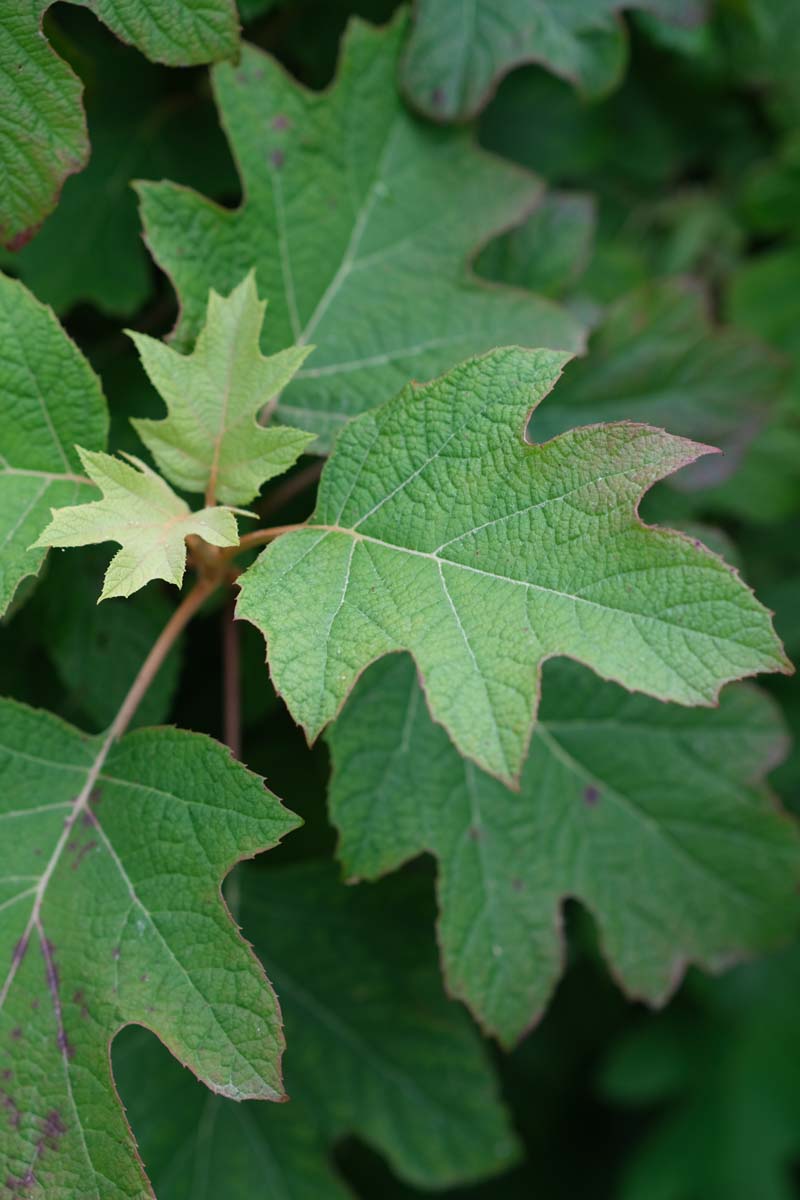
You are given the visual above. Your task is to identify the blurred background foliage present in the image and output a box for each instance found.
[2,1,799,1195]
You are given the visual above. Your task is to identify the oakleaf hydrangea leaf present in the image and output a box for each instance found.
[528,281,787,491]
[136,14,582,451]
[328,656,800,1045]
[0,0,240,249]
[33,448,240,601]
[0,273,107,616]
[401,0,708,122]
[236,347,791,786]
[117,863,519,1196]
[0,702,299,1197]
[477,189,597,299]
[130,273,314,505]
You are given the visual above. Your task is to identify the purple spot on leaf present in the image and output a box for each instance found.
[270,148,285,169]
[583,785,600,806]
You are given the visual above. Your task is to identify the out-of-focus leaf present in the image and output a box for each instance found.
[476,190,596,299]
[117,862,520,1195]
[137,14,582,452]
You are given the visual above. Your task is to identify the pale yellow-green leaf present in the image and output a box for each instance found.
[130,273,314,505]
[33,448,239,600]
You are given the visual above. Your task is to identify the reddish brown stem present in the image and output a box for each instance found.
[225,523,307,557]
[222,597,242,759]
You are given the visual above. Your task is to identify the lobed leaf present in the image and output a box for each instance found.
[33,449,240,601]
[0,273,107,616]
[136,13,582,451]
[116,863,520,1195]
[0,702,299,1197]
[237,347,791,785]
[328,655,800,1045]
[401,0,709,122]
[0,0,240,249]
[130,273,314,506]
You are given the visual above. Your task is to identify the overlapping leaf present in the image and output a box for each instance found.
[328,655,800,1045]
[237,347,790,785]
[116,863,519,1196]
[401,0,708,122]
[0,0,240,249]
[0,702,299,1197]
[130,273,313,505]
[33,449,240,601]
[0,273,106,616]
[527,281,786,489]
[137,13,582,451]
[477,189,596,299]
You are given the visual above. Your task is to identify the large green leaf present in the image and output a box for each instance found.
[328,655,799,1045]
[0,701,299,1197]
[130,273,313,506]
[116,863,519,1196]
[137,14,582,451]
[237,347,790,786]
[0,0,239,249]
[33,448,240,601]
[400,0,708,122]
[0,273,107,616]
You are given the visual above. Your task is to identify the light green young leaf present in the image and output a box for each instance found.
[236,347,791,786]
[116,863,519,1196]
[130,273,314,505]
[0,0,240,249]
[136,14,582,451]
[0,702,299,1197]
[33,448,240,601]
[0,273,107,616]
[401,0,708,122]
[328,655,799,1045]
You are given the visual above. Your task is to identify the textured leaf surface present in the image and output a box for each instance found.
[0,273,107,615]
[0,701,299,1198]
[116,863,519,1196]
[237,347,790,785]
[0,0,239,249]
[401,0,708,121]
[137,14,582,451]
[130,274,313,505]
[328,655,800,1044]
[0,15,239,317]
[33,449,240,600]
[528,281,786,490]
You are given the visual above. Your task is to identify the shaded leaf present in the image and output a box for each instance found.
[0,702,299,1197]
[130,273,313,505]
[116,862,519,1195]
[329,655,800,1044]
[137,14,582,451]
[601,946,800,1200]
[33,449,240,601]
[0,273,107,616]
[237,347,790,785]
[0,0,240,249]
[528,281,786,490]
[401,0,709,122]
